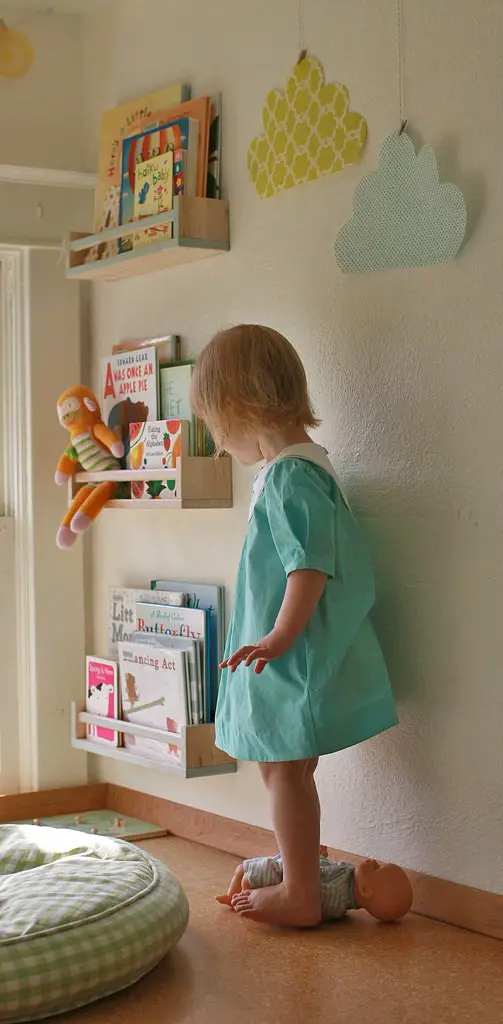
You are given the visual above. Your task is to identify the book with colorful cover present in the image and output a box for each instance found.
[136,601,209,721]
[109,586,187,658]
[118,641,189,764]
[101,346,158,457]
[134,631,202,725]
[128,419,184,470]
[93,81,190,255]
[119,114,202,252]
[86,657,120,746]
[151,579,224,720]
[132,149,174,249]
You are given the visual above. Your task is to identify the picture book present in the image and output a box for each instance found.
[136,601,209,719]
[109,586,187,658]
[151,579,224,719]
[118,641,189,764]
[128,419,184,470]
[93,81,190,243]
[134,631,202,725]
[118,107,206,252]
[86,657,119,746]
[112,334,181,363]
[128,418,184,502]
[132,149,174,249]
[159,362,196,453]
[207,93,222,199]
[101,346,158,457]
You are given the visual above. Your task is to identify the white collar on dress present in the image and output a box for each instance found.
[248,442,351,520]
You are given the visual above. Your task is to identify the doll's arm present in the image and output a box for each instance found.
[55,446,78,484]
[93,421,124,458]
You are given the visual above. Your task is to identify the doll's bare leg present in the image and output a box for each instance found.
[232,759,321,927]
[57,486,94,548]
[71,481,116,533]
[216,863,251,908]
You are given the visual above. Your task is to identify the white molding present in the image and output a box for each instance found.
[0,245,38,790]
[0,165,96,190]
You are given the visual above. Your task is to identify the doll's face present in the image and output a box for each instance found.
[58,395,82,428]
[354,859,413,922]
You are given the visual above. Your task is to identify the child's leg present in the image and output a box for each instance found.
[232,758,321,927]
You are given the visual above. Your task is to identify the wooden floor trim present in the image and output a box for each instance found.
[0,784,108,823]
[1,783,501,941]
[107,784,503,942]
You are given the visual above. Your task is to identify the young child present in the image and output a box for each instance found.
[192,325,398,927]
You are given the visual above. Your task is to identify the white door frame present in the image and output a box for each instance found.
[1,243,57,790]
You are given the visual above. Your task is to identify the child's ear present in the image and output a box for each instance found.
[83,397,98,412]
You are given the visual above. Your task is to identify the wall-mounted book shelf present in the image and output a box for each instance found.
[71,702,237,779]
[65,197,229,282]
[68,428,232,510]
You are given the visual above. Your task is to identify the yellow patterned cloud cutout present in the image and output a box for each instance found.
[248,56,367,199]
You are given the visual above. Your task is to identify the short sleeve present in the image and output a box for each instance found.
[264,460,337,578]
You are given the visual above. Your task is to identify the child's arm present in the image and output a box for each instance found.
[221,568,327,674]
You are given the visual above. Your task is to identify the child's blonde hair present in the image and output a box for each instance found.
[192,324,319,440]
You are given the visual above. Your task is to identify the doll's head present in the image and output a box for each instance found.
[191,324,319,464]
[57,385,101,434]
[353,859,413,922]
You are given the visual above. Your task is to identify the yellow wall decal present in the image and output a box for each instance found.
[248,56,367,199]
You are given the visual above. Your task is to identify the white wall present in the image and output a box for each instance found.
[84,0,503,894]
[0,9,85,169]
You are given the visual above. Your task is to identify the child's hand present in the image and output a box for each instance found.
[220,630,292,674]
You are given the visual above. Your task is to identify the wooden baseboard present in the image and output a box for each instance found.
[107,784,503,942]
[0,784,108,823]
[2,783,501,941]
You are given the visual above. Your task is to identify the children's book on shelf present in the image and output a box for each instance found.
[86,657,120,746]
[151,579,224,720]
[134,631,202,725]
[207,93,222,199]
[159,362,196,453]
[93,81,190,255]
[136,601,209,721]
[118,104,208,253]
[118,641,189,764]
[112,334,181,363]
[109,586,187,658]
[132,149,174,249]
[128,419,184,470]
[101,346,158,457]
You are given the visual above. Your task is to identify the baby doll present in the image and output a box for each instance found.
[217,849,413,924]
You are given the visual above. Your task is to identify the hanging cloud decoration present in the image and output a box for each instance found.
[335,132,467,273]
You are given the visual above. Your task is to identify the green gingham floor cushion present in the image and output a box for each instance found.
[0,824,189,1023]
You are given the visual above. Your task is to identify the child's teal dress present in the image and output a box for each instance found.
[215,443,398,762]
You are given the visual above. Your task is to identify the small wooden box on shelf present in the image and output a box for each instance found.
[66,197,229,282]
[68,423,232,510]
[71,702,236,779]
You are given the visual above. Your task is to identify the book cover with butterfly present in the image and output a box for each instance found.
[132,149,174,248]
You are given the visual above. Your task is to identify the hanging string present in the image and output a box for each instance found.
[397,0,407,133]
[297,0,306,63]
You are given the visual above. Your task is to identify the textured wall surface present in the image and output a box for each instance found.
[84,0,503,893]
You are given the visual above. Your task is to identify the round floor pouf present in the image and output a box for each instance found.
[0,824,189,1023]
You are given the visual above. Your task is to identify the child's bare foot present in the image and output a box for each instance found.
[231,882,321,927]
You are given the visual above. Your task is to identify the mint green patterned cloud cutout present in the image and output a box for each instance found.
[335,132,467,273]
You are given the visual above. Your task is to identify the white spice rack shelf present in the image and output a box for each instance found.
[65,197,230,282]
[69,428,232,510]
[71,702,237,779]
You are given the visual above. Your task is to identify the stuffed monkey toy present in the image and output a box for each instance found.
[55,385,123,549]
